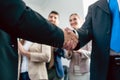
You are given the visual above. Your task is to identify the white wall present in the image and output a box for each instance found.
[23,0,84,29]
[23,0,98,28]
[82,0,98,17]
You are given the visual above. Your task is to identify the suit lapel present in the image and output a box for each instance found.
[96,0,110,14]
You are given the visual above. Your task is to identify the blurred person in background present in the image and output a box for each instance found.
[46,11,68,80]
[18,38,51,80]
[66,13,91,80]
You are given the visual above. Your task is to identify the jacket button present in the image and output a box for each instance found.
[106,47,109,51]
[11,45,14,47]
[107,31,110,34]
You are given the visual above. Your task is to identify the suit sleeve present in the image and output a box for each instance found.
[0,0,64,48]
[75,5,93,50]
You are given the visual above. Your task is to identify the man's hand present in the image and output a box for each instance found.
[18,41,30,59]
[62,28,78,50]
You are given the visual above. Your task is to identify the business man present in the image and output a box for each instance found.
[46,11,68,80]
[72,0,120,80]
[0,0,78,80]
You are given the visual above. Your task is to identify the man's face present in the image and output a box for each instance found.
[48,13,59,26]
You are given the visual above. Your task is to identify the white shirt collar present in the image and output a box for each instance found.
[118,0,120,11]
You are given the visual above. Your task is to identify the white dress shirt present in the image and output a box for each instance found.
[118,0,120,11]
[21,41,33,73]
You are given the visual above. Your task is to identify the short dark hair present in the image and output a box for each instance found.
[49,11,59,16]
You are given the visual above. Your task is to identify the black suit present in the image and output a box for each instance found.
[0,0,64,80]
[75,0,112,80]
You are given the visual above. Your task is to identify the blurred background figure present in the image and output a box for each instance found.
[18,39,51,80]
[66,13,91,80]
[46,11,68,80]
[18,39,31,80]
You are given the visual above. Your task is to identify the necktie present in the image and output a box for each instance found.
[110,0,120,53]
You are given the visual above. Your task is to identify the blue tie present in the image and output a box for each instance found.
[110,0,120,53]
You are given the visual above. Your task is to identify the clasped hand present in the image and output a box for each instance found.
[63,28,78,50]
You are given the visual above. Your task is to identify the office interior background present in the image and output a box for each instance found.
[24,0,97,66]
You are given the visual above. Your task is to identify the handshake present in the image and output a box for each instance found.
[63,28,79,50]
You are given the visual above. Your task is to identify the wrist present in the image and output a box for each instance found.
[24,51,30,59]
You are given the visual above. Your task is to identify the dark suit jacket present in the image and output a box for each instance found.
[0,0,64,80]
[75,0,112,80]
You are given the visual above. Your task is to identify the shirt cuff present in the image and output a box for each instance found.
[73,30,79,39]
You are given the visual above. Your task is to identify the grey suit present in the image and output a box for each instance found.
[75,0,112,80]
[0,0,64,80]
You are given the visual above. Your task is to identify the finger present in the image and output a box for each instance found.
[66,40,72,50]
[63,40,70,50]
[65,27,71,31]
[65,28,73,34]
[65,40,73,50]
[70,39,78,49]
